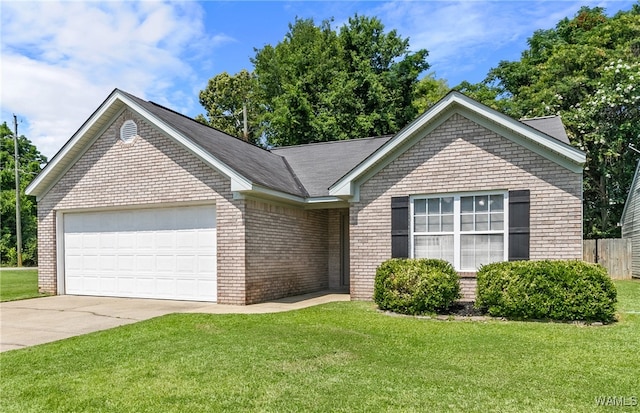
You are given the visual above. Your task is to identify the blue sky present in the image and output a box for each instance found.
[1,1,636,159]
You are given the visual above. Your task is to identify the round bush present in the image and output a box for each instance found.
[475,260,617,322]
[374,258,461,315]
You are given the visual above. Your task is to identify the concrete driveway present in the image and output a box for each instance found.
[0,292,349,352]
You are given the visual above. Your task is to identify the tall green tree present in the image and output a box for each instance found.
[413,74,450,113]
[196,70,263,145]
[252,17,341,146]
[197,15,429,147]
[463,4,640,238]
[0,122,47,266]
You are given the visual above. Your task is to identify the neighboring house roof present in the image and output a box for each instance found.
[520,115,570,144]
[26,89,586,206]
[271,136,392,197]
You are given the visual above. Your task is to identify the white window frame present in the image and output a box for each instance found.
[410,191,509,271]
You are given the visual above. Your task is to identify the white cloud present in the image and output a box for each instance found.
[372,0,630,84]
[0,1,230,159]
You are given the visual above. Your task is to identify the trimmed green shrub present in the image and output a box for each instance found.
[476,260,617,322]
[374,258,461,315]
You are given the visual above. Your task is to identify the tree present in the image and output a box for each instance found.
[462,4,640,237]
[411,73,449,114]
[196,70,263,145]
[197,15,429,147]
[566,60,640,238]
[252,17,341,146]
[0,122,47,266]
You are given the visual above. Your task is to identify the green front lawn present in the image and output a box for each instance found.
[1,281,638,412]
[0,269,42,302]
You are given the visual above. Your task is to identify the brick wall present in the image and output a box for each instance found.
[37,109,248,304]
[350,113,583,300]
[244,199,329,303]
[327,208,348,290]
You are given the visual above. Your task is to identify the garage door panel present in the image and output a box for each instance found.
[156,231,175,249]
[64,205,216,301]
[118,233,136,249]
[176,256,195,272]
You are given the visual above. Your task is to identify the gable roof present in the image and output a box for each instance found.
[26,89,307,201]
[271,136,392,197]
[27,89,585,206]
[329,91,586,199]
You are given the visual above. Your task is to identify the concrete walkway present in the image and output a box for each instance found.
[0,292,350,352]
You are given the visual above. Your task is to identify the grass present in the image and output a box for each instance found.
[1,281,638,412]
[0,269,43,302]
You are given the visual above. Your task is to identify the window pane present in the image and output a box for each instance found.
[461,196,474,213]
[441,197,454,213]
[414,216,426,232]
[490,195,503,212]
[489,234,505,262]
[490,212,504,230]
[428,216,440,232]
[475,213,489,231]
[460,234,505,270]
[460,235,475,269]
[414,235,453,263]
[428,198,440,214]
[460,214,474,231]
[414,199,426,215]
[475,195,488,212]
[442,214,454,232]
[414,235,429,258]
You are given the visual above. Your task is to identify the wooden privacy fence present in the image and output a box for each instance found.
[583,238,632,280]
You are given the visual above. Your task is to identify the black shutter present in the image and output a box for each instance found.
[509,190,530,261]
[391,196,409,258]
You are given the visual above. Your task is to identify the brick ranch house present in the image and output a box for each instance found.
[26,90,586,304]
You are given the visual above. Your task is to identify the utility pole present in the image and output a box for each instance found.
[242,103,248,141]
[13,115,22,267]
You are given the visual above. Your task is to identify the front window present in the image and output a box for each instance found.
[411,193,507,270]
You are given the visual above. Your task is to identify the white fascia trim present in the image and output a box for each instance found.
[330,93,459,197]
[239,185,306,204]
[116,93,253,192]
[330,92,586,198]
[235,185,348,208]
[457,96,586,165]
[26,93,125,197]
[31,107,127,202]
[459,108,585,173]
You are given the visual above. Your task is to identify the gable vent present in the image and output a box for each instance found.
[120,120,138,143]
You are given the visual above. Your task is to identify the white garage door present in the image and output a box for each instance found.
[63,205,217,301]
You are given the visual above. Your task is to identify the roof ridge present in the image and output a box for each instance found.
[272,135,394,151]
[520,115,559,121]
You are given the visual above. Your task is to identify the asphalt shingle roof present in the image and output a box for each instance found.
[271,136,393,197]
[520,116,570,144]
[120,90,573,199]
[120,91,308,197]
